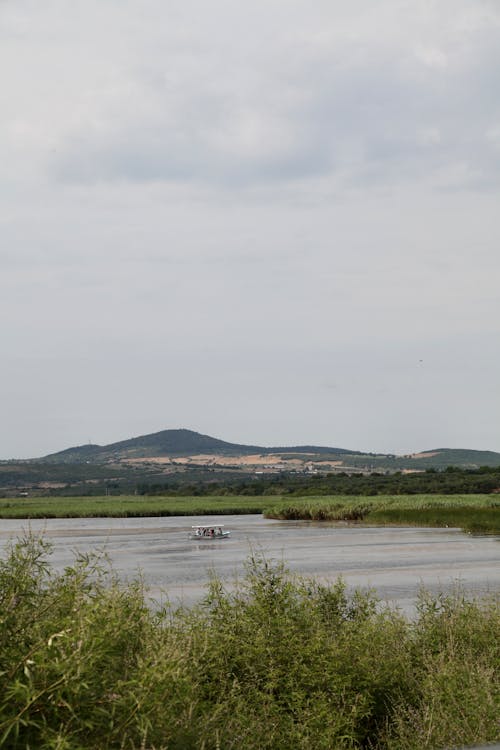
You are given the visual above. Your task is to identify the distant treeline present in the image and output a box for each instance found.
[138,466,500,497]
[3,464,500,498]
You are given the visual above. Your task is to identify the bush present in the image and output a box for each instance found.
[0,536,498,749]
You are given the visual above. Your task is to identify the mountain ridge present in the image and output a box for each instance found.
[37,429,500,469]
[40,428,362,463]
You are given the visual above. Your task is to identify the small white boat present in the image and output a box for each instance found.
[189,524,231,540]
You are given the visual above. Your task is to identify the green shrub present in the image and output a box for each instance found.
[0,536,498,749]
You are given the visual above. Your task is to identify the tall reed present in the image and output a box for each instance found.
[265,495,500,533]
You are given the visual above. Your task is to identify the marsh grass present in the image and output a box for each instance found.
[2,494,499,533]
[0,535,498,749]
[0,496,271,519]
[265,494,500,533]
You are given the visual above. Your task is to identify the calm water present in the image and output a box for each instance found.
[1,515,499,613]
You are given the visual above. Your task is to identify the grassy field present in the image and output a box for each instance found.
[0,495,272,518]
[0,494,498,532]
[264,494,500,533]
[0,535,498,749]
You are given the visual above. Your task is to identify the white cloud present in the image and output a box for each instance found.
[1,0,499,190]
[1,0,500,456]
[414,47,448,70]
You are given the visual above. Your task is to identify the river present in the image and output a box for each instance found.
[1,515,499,613]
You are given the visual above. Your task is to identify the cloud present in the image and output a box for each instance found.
[29,0,498,191]
[1,0,500,457]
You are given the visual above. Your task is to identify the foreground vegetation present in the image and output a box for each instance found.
[0,494,499,533]
[0,535,498,749]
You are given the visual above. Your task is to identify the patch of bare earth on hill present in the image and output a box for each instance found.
[410,451,440,459]
[126,454,299,467]
[123,454,347,470]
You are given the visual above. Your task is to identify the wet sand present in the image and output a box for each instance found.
[1,515,499,613]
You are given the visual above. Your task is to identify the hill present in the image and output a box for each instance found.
[37,430,500,470]
[409,448,500,469]
[40,429,358,463]
[2,430,500,497]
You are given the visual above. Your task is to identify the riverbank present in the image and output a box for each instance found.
[0,494,498,533]
[264,494,500,534]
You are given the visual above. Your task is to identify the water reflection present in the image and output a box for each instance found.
[0,514,498,613]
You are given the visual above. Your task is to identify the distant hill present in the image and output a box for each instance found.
[329,448,500,471]
[2,430,499,497]
[409,448,500,470]
[40,429,359,464]
[36,429,500,469]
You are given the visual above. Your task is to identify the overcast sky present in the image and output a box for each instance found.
[1,0,499,459]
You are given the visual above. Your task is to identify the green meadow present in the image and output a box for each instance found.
[0,495,269,518]
[0,494,498,532]
[0,535,498,749]
[264,494,500,534]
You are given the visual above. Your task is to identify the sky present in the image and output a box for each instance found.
[1,0,500,459]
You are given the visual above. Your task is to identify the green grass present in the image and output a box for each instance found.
[0,535,498,749]
[0,495,274,518]
[0,494,499,533]
[264,494,500,533]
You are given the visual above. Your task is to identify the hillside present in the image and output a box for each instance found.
[40,429,359,463]
[2,430,500,497]
[415,448,500,469]
[335,448,500,471]
[18,429,500,475]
